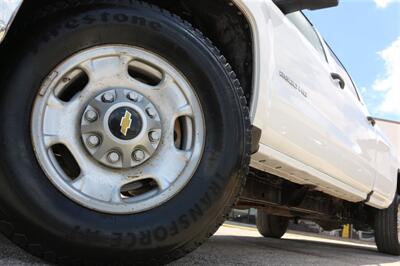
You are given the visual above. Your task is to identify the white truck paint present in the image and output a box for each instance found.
[233,0,399,208]
[0,0,22,42]
[375,118,400,200]
[375,118,400,160]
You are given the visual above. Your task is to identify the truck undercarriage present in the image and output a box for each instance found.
[238,168,374,231]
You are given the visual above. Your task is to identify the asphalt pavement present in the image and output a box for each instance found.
[0,223,399,265]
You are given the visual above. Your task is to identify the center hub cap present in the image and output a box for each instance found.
[80,89,162,169]
[108,107,142,140]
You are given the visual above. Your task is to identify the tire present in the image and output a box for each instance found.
[374,194,400,255]
[0,2,250,265]
[256,210,289,239]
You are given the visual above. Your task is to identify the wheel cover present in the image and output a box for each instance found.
[31,45,205,214]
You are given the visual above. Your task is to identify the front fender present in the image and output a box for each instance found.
[0,0,23,43]
[232,0,279,126]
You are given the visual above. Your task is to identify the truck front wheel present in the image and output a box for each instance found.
[0,2,250,264]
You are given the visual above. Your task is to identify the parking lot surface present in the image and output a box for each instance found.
[0,223,399,265]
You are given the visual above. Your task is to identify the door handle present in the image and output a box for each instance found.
[331,73,345,89]
[367,116,376,127]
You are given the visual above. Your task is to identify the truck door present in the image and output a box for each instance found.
[372,124,399,207]
[323,44,378,193]
[262,11,376,194]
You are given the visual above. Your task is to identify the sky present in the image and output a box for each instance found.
[305,0,400,121]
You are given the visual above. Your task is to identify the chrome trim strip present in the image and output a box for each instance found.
[374,117,400,125]
[0,0,23,43]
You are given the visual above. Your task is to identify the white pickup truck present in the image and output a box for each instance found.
[0,0,399,264]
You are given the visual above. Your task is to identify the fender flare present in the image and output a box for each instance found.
[231,0,261,122]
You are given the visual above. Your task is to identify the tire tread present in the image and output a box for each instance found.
[374,195,400,255]
[0,1,252,265]
[256,211,289,239]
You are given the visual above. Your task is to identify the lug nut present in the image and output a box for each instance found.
[133,149,146,162]
[127,92,140,102]
[102,92,115,103]
[107,151,120,163]
[87,135,101,147]
[149,131,161,142]
[85,110,98,122]
[146,107,157,118]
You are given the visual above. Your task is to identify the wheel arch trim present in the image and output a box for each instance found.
[231,0,261,122]
[230,0,280,128]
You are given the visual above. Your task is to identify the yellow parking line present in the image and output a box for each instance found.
[222,223,257,231]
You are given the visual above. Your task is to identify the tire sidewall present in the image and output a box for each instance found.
[395,195,400,244]
[0,6,247,260]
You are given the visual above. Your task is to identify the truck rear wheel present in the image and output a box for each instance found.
[374,194,400,255]
[0,2,250,264]
[256,210,289,239]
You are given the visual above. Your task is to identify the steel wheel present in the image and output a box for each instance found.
[0,3,250,264]
[31,45,205,214]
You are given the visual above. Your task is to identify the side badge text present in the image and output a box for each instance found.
[279,71,308,98]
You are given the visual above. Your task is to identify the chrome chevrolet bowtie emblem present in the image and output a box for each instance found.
[120,110,132,136]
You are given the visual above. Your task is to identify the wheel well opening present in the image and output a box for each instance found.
[2,0,254,106]
[145,0,254,104]
[397,170,400,195]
